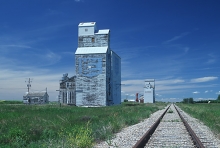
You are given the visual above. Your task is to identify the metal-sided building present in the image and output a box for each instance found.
[144,79,155,103]
[110,50,121,105]
[59,73,76,105]
[75,22,121,106]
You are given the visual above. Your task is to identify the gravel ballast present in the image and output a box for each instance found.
[94,104,220,148]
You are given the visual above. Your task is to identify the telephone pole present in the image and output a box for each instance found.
[25,78,32,92]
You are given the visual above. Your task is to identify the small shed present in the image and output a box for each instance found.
[23,92,49,104]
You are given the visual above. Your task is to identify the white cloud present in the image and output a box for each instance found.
[197,98,205,100]
[0,49,61,69]
[122,79,184,86]
[156,79,185,85]
[0,61,75,101]
[196,98,215,101]
[121,78,218,99]
[163,32,189,44]
[204,90,213,93]
[207,98,215,100]
[216,91,220,95]
[206,59,216,64]
[190,76,218,83]
[130,94,135,97]
[158,98,182,102]
[43,51,62,66]
[122,80,144,85]
[206,53,217,64]
[170,98,179,100]
[0,72,60,101]
[193,91,200,94]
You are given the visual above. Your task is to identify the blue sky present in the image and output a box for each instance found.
[0,0,220,102]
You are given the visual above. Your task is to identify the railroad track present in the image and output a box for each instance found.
[133,104,217,148]
[95,104,220,148]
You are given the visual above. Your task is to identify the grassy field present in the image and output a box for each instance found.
[0,102,167,148]
[0,100,23,104]
[176,103,220,139]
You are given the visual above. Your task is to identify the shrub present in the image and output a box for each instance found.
[124,99,128,102]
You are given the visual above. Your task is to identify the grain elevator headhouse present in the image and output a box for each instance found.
[75,22,121,106]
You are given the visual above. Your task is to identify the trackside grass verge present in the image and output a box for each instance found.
[0,102,167,147]
[176,103,220,138]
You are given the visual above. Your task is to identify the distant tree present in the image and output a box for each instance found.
[124,99,128,102]
[189,98,194,103]
[217,95,220,100]
[182,98,194,104]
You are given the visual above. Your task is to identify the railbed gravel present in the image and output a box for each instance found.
[94,104,220,148]
[175,105,220,148]
[145,104,194,148]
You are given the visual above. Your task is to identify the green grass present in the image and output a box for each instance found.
[176,103,220,138]
[0,100,23,104]
[0,102,167,148]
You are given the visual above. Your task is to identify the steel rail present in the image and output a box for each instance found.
[133,105,171,148]
[174,104,205,148]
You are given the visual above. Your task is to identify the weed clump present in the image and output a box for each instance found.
[167,109,173,113]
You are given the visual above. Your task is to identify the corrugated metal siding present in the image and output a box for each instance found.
[75,22,120,106]
[59,76,76,105]
[78,22,96,27]
[75,47,108,54]
[96,29,110,34]
[75,53,109,106]
[25,92,46,97]
[110,51,121,105]
[23,92,49,104]
[78,22,97,36]
[78,34,109,47]
[60,89,76,104]
[144,80,155,103]
[78,27,95,36]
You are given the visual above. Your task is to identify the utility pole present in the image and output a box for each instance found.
[25,78,32,92]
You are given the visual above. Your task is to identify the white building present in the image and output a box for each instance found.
[59,73,76,105]
[23,91,49,104]
[75,22,121,106]
[144,79,155,103]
